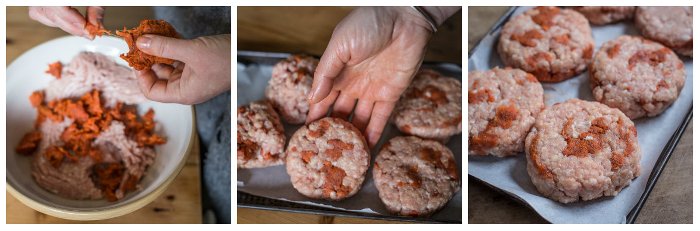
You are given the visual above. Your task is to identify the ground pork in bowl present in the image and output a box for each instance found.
[6,36,194,220]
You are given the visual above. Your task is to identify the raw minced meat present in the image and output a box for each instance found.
[16,52,166,201]
[498,6,594,82]
[394,69,461,142]
[285,117,369,200]
[635,6,693,57]
[264,54,318,124]
[468,67,544,157]
[525,99,640,203]
[373,136,460,216]
[572,6,635,25]
[590,35,685,119]
[237,100,286,168]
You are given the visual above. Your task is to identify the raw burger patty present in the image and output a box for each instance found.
[237,100,286,168]
[265,54,318,124]
[498,6,594,82]
[525,99,641,203]
[572,6,635,25]
[590,35,685,119]
[635,6,693,57]
[373,136,460,216]
[285,117,369,200]
[394,69,461,142]
[468,67,544,157]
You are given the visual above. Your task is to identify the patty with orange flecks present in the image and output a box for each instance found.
[264,54,318,124]
[393,69,461,143]
[237,100,286,168]
[498,6,594,82]
[572,6,635,25]
[590,35,685,119]
[373,136,460,217]
[635,6,692,57]
[285,117,369,201]
[525,99,640,203]
[468,67,544,157]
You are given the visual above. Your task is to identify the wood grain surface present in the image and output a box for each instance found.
[467,6,693,224]
[6,6,203,224]
[238,6,462,64]
[236,6,462,224]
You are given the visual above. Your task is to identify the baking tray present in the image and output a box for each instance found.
[467,6,693,224]
[236,50,462,224]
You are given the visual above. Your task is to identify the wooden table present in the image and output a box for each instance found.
[237,6,462,224]
[238,6,462,63]
[6,6,203,224]
[467,6,693,224]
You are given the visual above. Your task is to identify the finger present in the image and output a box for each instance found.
[86,6,105,26]
[136,69,183,104]
[351,99,374,132]
[309,40,348,104]
[136,35,192,61]
[306,90,339,125]
[331,93,356,120]
[29,7,58,27]
[151,63,175,78]
[47,7,88,37]
[365,101,396,148]
[172,60,185,70]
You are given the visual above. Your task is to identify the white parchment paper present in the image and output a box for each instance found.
[468,7,693,224]
[237,57,463,222]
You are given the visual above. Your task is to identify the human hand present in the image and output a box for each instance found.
[134,34,231,105]
[28,6,105,40]
[307,6,458,147]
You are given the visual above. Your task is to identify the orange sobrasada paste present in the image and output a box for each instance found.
[45,61,63,79]
[116,19,180,70]
[85,21,111,38]
[16,89,166,201]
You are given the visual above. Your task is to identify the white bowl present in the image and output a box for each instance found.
[6,36,195,220]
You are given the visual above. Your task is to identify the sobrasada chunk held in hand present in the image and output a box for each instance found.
[116,19,180,70]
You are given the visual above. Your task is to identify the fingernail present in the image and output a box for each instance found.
[137,36,152,49]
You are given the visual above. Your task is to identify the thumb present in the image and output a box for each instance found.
[309,42,347,104]
[136,34,192,61]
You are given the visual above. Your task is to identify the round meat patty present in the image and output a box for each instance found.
[498,6,594,82]
[394,69,461,142]
[373,136,460,216]
[265,54,319,124]
[285,117,370,200]
[525,99,641,203]
[590,35,685,119]
[572,6,635,25]
[635,6,692,57]
[468,67,544,157]
[237,100,286,168]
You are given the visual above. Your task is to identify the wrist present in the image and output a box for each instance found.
[414,6,460,26]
